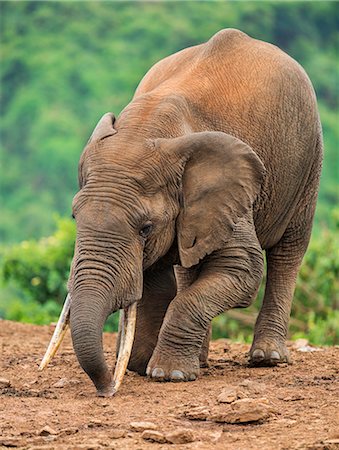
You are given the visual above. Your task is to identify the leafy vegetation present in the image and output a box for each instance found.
[0,2,338,343]
[1,1,338,242]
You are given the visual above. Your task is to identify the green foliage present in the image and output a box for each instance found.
[0,1,338,242]
[1,217,75,306]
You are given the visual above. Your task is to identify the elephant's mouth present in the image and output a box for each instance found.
[38,294,137,396]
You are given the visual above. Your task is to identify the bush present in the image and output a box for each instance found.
[2,216,75,305]
[1,212,338,343]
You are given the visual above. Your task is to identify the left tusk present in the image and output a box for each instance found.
[38,293,71,371]
[112,302,137,394]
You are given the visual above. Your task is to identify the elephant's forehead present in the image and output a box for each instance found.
[72,184,146,223]
[74,198,145,234]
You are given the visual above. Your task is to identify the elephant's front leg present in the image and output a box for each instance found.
[147,244,264,381]
[126,265,177,375]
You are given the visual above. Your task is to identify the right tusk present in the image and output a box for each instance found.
[38,293,71,371]
[117,308,126,360]
[112,302,137,394]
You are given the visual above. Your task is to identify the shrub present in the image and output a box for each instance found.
[2,216,75,305]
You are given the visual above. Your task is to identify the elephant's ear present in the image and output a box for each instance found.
[158,132,265,268]
[88,112,117,143]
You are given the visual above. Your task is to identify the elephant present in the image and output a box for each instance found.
[41,29,323,397]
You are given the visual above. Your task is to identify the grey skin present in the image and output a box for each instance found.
[68,29,322,396]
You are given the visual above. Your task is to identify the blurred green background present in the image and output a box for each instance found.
[1,1,338,344]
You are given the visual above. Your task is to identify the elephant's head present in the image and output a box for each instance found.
[42,112,265,396]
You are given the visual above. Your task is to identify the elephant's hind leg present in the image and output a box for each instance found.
[250,153,321,366]
[249,240,302,366]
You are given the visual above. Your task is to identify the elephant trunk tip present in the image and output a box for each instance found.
[96,382,117,398]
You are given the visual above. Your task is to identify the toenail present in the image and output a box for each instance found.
[252,349,265,360]
[270,351,280,361]
[170,370,184,381]
[146,366,151,376]
[189,374,197,381]
[152,368,165,378]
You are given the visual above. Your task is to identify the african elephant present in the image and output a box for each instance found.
[43,29,322,397]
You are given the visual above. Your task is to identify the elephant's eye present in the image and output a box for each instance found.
[139,222,153,239]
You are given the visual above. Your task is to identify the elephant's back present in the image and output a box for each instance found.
[182,30,322,249]
[135,29,323,249]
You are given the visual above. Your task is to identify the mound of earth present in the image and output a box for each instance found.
[0,320,338,449]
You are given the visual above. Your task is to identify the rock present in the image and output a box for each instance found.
[201,430,223,443]
[293,338,323,353]
[53,378,68,388]
[0,378,11,388]
[293,338,309,349]
[217,387,238,403]
[88,419,103,428]
[183,406,210,420]
[60,427,79,435]
[297,345,322,352]
[166,428,195,444]
[38,425,58,436]
[217,386,246,403]
[130,421,157,432]
[141,430,167,443]
[110,429,126,439]
[211,398,272,424]
[238,379,266,394]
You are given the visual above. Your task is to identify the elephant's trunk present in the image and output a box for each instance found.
[70,289,114,396]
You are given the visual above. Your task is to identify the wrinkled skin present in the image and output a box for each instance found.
[68,29,322,394]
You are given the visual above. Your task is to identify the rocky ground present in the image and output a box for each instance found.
[0,320,338,450]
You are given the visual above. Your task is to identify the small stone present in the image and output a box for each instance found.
[297,345,322,352]
[0,378,11,388]
[238,379,266,394]
[53,378,68,388]
[141,430,167,443]
[95,399,110,408]
[166,428,195,444]
[110,429,126,439]
[217,387,244,403]
[60,427,79,435]
[130,421,157,432]
[38,426,58,436]
[202,430,223,443]
[293,338,309,349]
[184,406,210,420]
[88,419,103,428]
[211,398,272,424]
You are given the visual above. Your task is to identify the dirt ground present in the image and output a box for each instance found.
[0,320,338,450]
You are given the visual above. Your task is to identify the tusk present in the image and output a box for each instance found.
[112,302,137,394]
[117,308,126,360]
[38,294,71,371]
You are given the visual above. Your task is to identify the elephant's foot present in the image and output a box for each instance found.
[249,338,290,366]
[146,348,200,382]
[127,338,157,375]
[127,353,150,376]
